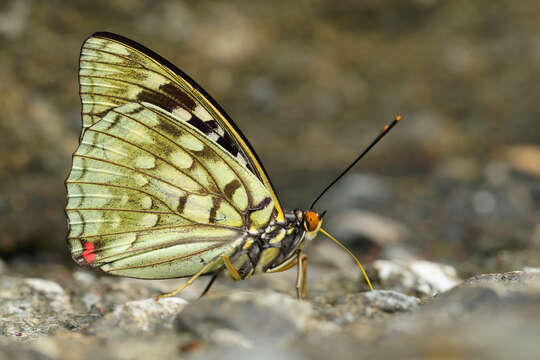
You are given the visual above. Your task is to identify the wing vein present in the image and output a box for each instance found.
[66,207,177,215]
[141,105,252,213]
[81,74,182,106]
[67,180,176,213]
[83,128,215,195]
[68,222,241,240]
[80,54,173,84]
[102,243,227,270]
[73,153,206,200]
[108,107,245,216]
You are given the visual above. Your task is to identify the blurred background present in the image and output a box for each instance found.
[0,0,539,278]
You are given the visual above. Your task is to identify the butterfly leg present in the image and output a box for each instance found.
[266,256,298,273]
[221,255,242,280]
[295,251,308,300]
[155,258,221,300]
[199,272,220,298]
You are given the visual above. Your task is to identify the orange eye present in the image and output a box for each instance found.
[304,211,320,232]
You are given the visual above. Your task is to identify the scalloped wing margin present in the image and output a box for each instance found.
[66,102,275,279]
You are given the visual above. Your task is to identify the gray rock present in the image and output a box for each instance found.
[373,259,461,296]
[1,331,189,360]
[419,286,500,324]
[175,290,314,348]
[464,268,540,289]
[2,270,540,360]
[325,290,420,324]
[295,271,540,360]
[87,297,188,335]
[361,290,420,313]
[71,270,96,286]
[189,344,305,360]
[381,272,540,360]
[0,276,73,339]
[23,279,72,315]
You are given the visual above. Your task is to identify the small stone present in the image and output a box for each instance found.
[523,267,540,274]
[422,286,500,320]
[321,290,419,324]
[24,278,65,295]
[175,290,313,345]
[87,297,188,335]
[361,290,420,313]
[212,328,253,349]
[81,292,102,311]
[374,260,461,296]
[464,269,540,287]
[189,343,302,360]
[462,269,540,296]
[24,278,72,314]
[72,270,96,285]
[0,277,73,338]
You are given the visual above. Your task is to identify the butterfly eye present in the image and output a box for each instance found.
[304,211,320,232]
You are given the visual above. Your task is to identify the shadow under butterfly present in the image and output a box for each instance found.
[65,32,401,299]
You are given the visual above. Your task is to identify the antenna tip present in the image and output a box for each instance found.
[395,115,403,121]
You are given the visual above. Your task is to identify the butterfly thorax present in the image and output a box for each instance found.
[225,209,313,280]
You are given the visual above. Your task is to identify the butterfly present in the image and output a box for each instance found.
[66,32,400,299]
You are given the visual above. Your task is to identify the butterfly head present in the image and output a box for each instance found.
[295,209,374,291]
[301,210,325,241]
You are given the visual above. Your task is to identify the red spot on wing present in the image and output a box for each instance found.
[82,242,97,263]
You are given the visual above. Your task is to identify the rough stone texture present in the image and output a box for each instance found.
[464,268,540,288]
[175,291,314,348]
[360,290,420,313]
[0,277,73,339]
[1,269,540,359]
[317,290,420,326]
[295,270,540,360]
[0,332,190,360]
[87,297,188,335]
[373,259,461,296]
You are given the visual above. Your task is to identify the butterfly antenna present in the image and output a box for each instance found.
[320,228,374,291]
[310,115,402,210]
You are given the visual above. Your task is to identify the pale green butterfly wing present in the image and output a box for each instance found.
[79,32,285,221]
[66,102,275,279]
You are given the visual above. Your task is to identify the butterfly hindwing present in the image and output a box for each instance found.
[66,102,275,279]
[79,32,284,219]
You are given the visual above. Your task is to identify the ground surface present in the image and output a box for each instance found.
[1,259,540,359]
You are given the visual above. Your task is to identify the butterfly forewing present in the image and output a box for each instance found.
[66,102,275,279]
[79,33,284,219]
